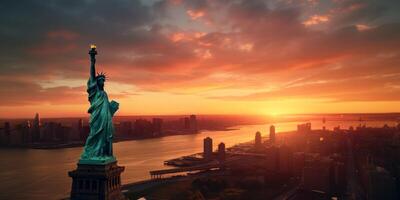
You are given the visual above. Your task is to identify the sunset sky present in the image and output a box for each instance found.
[1,0,400,118]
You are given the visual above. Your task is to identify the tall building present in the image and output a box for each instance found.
[218,142,226,163]
[297,123,311,133]
[189,115,198,133]
[183,117,190,129]
[21,120,32,145]
[270,125,276,144]
[364,166,398,200]
[265,145,279,172]
[134,119,153,137]
[279,144,293,175]
[293,152,306,176]
[32,113,41,142]
[41,122,67,143]
[203,137,213,160]
[332,161,346,194]
[301,156,333,193]
[255,131,262,150]
[120,121,133,137]
[11,125,24,146]
[152,118,163,136]
[78,119,84,141]
[0,122,11,145]
[181,115,198,133]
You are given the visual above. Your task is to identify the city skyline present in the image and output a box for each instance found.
[2,0,400,118]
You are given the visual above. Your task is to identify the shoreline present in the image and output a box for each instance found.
[0,126,240,150]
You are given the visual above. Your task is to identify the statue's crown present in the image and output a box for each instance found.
[96,71,107,80]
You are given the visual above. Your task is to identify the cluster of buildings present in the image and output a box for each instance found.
[0,114,199,148]
[114,115,198,138]
[249,123,400,200]
[0,114,75,147]
[180,115,198,133]
[114,118,164,139]
[351,125,400,200]
[191,123,347,199]
[203,137,225,162]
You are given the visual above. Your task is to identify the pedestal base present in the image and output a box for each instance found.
[68,161,126,200]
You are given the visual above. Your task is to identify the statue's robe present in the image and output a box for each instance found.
[80,77,118,160]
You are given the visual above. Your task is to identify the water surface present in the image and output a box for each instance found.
[0,120,395,200]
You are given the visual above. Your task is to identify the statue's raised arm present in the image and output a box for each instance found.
[89,44,97,80]
[80,45,118,164]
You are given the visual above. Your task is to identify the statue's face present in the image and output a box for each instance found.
[97,78,105,88]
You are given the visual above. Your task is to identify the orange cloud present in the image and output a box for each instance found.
[303,15,330,26]
[356,24,372,31]
[186,9,205,20]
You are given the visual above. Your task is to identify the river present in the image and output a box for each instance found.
[0,120,396,200]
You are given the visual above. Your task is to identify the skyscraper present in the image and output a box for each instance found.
[32,113,41,142]
[152,118,163,136]
[78,119,84,140]
[22,120,31,144]
[1,122,11,145]
[189,115,198,133]
[203,137,213,160]
[270,125,276,144]
[265,145,279,172]
[255,131,262,150]
[183,117,190,130]
[218,142,226,163]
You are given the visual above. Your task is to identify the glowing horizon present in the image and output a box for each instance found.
[1,0,400,118]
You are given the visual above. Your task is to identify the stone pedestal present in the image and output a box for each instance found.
[68,161,126,200]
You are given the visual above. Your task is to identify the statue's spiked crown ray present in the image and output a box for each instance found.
[96,71,108,80]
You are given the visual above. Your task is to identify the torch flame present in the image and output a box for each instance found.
[90,44,96,49]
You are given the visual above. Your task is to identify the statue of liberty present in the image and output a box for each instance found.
[79,45,119,164]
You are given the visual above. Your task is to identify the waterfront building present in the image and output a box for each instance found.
[152,118,163,136]
[293,152,306,176]
[297,123,311,133]
[134,119,153,137]
[184,117,190,129]
[203,137,213,160]
[21,120,32,144]
[270,125,276,144]
[10,128,22,146]
[265,145,279,172]
[363,166,398,200]
[218,142,226,163]
[68,120,81,141]
[279,144,293,175]
[78,119,89,142]
[301,156,333,194]
[41,122,70,143]
[332,161,346,194]
[189,115,198,133]
[32,113,41,142]
[120,121,133,137]
[180,115,198,133]
[255,131,262,150]
[0,122,11,145]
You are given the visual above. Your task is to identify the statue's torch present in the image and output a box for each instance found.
[89,44,97,60]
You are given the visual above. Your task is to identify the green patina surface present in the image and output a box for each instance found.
[79,156,116,165]
[79,47,119,164]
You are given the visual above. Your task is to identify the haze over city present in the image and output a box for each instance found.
[2,0,400,118]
